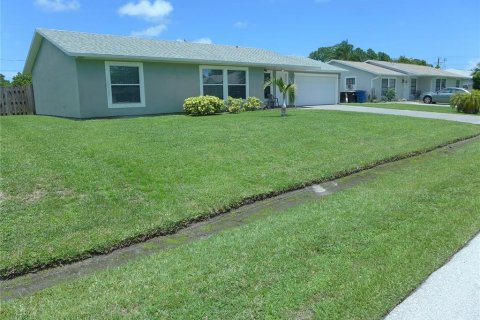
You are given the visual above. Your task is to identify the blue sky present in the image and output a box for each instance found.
[1,0,479,79]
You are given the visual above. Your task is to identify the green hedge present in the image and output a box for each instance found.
[183,96,224,116]
[450,90,480,114]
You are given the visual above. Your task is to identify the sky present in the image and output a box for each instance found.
[1,0,479,79]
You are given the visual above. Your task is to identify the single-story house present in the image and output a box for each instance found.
[24,29,344,118]
[328,59,470,101]
[327,60,406,100]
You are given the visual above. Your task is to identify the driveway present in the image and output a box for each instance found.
[304,105,480,125]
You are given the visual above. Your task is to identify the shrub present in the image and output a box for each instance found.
[450,90,480,114]
[384,88,396,102]
[183,95,224,116]
[244,97,262,111]
[226,97,244,114]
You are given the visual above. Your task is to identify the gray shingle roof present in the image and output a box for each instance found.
[366,60,468,78]
[24,29,343,73]
[328,60,404,76]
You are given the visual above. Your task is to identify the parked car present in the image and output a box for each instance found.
[422,87,470,104]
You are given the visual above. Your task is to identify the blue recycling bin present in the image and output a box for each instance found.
[356,90,367,103]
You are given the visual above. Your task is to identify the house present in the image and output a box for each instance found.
[327,60,405,100]
[445,69,473,90]
[23,29,344,118]
[328,59,469,101]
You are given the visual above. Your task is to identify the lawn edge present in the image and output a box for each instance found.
[2,133,480,280]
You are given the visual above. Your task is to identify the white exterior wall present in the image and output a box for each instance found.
[329,61,374,93]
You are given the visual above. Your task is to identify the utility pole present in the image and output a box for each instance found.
[435,57,447,69]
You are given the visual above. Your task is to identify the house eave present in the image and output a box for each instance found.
[74,53,343,73]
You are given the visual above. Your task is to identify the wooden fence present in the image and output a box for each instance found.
[0,85,35,116]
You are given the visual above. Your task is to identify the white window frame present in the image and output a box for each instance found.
[381,78,396,96]
[434,78,447,91]
[199,65,249,100]
[105,61,145,109]
[345,77,356,90]
[264,70,273,99]
[410,78,417,96]
[455,79,460,88]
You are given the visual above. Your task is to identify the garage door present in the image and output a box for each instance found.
[294,73,337,106]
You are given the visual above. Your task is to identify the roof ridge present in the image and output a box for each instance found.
[36,28,277,53]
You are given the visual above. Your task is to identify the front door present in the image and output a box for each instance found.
[275,71,288,105]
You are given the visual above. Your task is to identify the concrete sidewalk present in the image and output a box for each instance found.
[304,105,480,125]
[385,234,480,320]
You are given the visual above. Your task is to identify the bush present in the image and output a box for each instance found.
[226,97,244,114]
[384,88,396,102]
[450,90,480,114]
[244,97,262,111]
[183,96,224,116]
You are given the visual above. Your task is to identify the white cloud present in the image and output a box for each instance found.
[118,0,173,22]
[192,38,212,44]
[34,0,80,12]
[131,24,167,37]
[234,21,248,29]
[175,38,213,44]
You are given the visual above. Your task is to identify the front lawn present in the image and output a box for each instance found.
[347,103,478,114]
[2,134,479,319]
[1,110,479,277]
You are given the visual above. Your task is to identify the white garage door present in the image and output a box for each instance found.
[294,73,338,106]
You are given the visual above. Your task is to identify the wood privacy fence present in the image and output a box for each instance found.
[0,85,36,116]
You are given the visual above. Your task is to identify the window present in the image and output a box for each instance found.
[345,77,356,90]
[264,71,272,99]
[105,62,145,108]
[228,70,246,99]
[381,78,396,96]
[200,66,249,100]
[202,69,224,99]
[410,78,417,95]
[435,78,446,91]
[455,80,460,88]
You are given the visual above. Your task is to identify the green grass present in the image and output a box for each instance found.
[2,136,479,319]
[1,110,480,277]
[347,102,479,115]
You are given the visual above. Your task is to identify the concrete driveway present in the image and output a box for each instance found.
[304,105,480,125]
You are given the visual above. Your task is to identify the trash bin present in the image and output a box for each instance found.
[340,91,357,103]
[356,90,367,103]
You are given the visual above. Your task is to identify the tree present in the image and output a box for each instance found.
[377,51,392,62]
[0,74,11,87]
[333,40,354,60]
[265,77,296,116]
[397,56,431,66]
[309,42,430,66]
[366,48,378,60]
[309,46,336,62]
[10,73,32,87]
[351,48,367,61]
[472,63,480,90]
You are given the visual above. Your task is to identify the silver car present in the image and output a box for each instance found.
[422,87,470,104]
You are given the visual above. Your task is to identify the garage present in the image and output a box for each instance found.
[294,73,338,106]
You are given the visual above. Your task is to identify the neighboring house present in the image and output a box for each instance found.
[328,60,405,100]
[327,59,469,101]
[445,69,473,90]
[366,60,469,100]
[23,29,344,118]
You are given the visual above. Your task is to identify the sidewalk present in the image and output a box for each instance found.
[305,105,480,125]
[385,234,480,320]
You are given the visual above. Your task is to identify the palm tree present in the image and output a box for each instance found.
[265,77,296,116]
